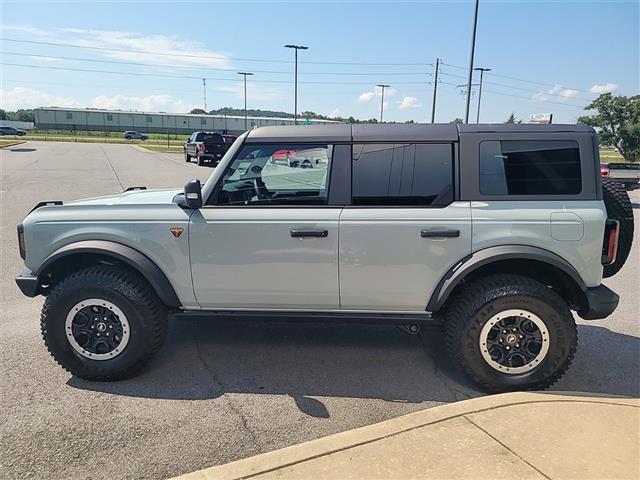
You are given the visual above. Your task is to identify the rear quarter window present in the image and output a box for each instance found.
[480,140,581,195]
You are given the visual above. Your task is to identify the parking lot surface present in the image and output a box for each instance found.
[1,142,639,480]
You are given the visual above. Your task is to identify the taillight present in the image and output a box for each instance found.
[17,224,25,260]
[600,165,609,176]
[198,143,205,153]
[601,219,620,265]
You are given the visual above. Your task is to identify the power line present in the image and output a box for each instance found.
[440,60,592,94]
[2,51,431,76]
[439,80,585,108]
[2,38,433,66]
[439,70,592,101]
[0,62,431,85]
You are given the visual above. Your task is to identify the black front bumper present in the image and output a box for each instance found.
[578,284,619,320]
[15,269,40,297]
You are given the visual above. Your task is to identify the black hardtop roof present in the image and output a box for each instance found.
[245,123,594,143]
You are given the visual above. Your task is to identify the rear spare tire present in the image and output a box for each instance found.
[602,178,634,278]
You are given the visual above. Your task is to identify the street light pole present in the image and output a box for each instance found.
[474,67,491,124]
[464,0,480,124]
[284,44,308,125]
[202,78,207,111]
[377,84,390,122]
[431,58,440,123]
[237,72,254,131]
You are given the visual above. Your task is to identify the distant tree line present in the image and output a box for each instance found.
[0,109,35,122]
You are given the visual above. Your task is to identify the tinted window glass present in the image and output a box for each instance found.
[352,143,453,206]
[214,144,332,206]
[480,140,581,195]
[196,132,224,143]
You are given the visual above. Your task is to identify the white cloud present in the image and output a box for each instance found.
[90,94,196,112]
[2,24,231,68]
[29,55,63,63]
[357,86,397,103]
[398,96,422,110]
[533,84,579,102]
[590,83,618,94]
[358,91,376,103]
[0,86,83,110]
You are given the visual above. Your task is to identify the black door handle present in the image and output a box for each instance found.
[421,228,460,238]
[290,229,328,238]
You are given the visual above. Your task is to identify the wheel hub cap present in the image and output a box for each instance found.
[479,309,550,374]
[65,299,130,361]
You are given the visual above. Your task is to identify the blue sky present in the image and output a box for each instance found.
[1,1,638,123]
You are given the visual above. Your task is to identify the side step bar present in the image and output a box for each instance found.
[169,309,443,328]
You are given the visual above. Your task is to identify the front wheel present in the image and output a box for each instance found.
[444,274,577,392]
[41,265,168,381]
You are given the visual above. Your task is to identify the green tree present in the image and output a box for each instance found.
[578,93,640,163]
[505,112,522,124]
[0,109,7,120]
[190,108,206,115]
[450,118,464,124]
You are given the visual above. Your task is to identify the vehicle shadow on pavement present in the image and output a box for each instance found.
[7,148,36,152]
[67,321,639,409]
[554,325,640,397]
[68,319,480,408]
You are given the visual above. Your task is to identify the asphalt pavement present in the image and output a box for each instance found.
[1,141,638,480]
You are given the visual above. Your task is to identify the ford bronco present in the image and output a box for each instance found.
[16,124,634,392]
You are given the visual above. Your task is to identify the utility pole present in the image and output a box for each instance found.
[237,72,254,131]
[464,0,480,123]
[431,58,440,123]
[474,67,491,123]
[284,44,308,125]
[377,84,390,122]
[202,78,207,111]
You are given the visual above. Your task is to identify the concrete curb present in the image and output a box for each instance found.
[0,140,26,149]
[173,392,639,480]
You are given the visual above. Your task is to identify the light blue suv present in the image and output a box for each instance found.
[15,124,633,391]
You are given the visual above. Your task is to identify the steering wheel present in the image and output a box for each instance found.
[252,178,269,201]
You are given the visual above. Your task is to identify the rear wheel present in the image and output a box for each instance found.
[445,274,577,392]
[602,178,634,277]
[41,265,168,381]
[125,135,132,140]
[184,151,191,162]
[197,155,205,166]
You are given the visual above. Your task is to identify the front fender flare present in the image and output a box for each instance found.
[426,245,587,313]
[37,240,181,307]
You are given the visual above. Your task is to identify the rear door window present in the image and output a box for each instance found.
[480,140,581,195]
[351,143,454,206]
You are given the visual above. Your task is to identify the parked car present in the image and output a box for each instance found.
[123,131,148,141]
[15,124,634,392]
[600,162,640,189]
[184,131,227,166]
[0,126,27,136]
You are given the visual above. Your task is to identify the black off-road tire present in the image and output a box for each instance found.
[41,265,168,381]
[184,151,191,162]
[197,155,205,166]
[602,177,634,278]
[444,274,577,393]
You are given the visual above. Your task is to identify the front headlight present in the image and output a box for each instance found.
[17,224,25,260]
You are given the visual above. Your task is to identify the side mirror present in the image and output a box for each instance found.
[184,179,203,208]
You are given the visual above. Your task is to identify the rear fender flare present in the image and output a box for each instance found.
[426,245,587,312]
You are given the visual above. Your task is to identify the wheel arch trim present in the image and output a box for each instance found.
[426,245,587,312]
[37,240,181,307]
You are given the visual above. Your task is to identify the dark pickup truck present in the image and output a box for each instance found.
[601,163,640,189]
[184,132,227,166]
